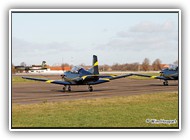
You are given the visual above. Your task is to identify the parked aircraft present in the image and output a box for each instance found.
[133,65,178,86]
[22,55,133,92]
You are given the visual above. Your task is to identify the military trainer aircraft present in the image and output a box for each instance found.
[133,65,178,86]
[22,55,133,92]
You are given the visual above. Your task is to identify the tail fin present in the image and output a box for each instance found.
[42,61,46,68]
[88,55,99,75]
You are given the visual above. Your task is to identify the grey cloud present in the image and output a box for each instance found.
[12,37,77,53]
[98,20,178,52]
[129,20,175,33]
[12,37,80,65]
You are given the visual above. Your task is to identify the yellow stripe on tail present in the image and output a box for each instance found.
[94,61,98,66]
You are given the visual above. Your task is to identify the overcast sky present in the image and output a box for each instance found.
[12,11,179,66]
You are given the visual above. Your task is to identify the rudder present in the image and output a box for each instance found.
[93,55,99,75]
[88,55,99,75]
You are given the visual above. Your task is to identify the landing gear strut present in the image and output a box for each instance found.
[163,80,168,86]
[63,86,66,92]
[68,85,71,92]
[88,85,93,92]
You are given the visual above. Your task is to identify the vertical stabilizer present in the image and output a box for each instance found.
[42,61,46,68]
[88,55,99,75]
[93,55,99,75]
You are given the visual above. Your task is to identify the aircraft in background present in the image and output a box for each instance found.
[133,65,178,86]
[22,55,133,92]
[15,61,47,72]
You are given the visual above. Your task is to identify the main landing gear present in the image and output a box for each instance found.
[62,85,94,92]
[62,85,71,92]
[163,80,169,86]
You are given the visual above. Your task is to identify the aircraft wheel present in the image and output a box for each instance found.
[63,87,66,92]
[89,86,93,92]
[163,81,168,86]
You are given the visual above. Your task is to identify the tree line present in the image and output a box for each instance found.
[99,58,177,71]
[12,58,178,73]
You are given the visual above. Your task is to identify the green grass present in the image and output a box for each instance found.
[12,92,178,128]
[12,76,34,83]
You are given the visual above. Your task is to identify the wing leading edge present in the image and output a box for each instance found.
[133,74,167,80]
[22,76,110,85]
[22,73,133,86]
[98,73,133,80]
[22,76,72,85]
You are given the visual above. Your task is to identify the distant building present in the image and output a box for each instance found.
[14,66,26,73]
[28,66,71,73]
[48,66,71,71]
[161,64,169,69]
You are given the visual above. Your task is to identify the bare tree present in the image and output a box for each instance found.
[99,64,110,71]
[129,63,140,71]
[61,63,70,71]
[142,58,150,71]
[61,63,70,67]
[152,59,162,71]
[111,63,120,71]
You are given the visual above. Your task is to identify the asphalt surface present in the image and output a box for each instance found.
[12,75,178,104]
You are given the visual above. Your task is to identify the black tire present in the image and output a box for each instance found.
[163,81,168,86]
[89,86,93,92]
[63,87,66,92]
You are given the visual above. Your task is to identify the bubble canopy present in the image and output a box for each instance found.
[165,65,178,71]
[70,66,83,73]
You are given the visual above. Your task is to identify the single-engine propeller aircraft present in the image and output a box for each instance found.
[22,55,133,92]
[133,65,178,86]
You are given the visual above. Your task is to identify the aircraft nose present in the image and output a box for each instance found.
[160,71,164,76]
[61,74,66,78]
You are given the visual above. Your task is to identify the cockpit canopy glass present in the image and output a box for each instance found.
[165,65,178,71]
[71,66,83,73]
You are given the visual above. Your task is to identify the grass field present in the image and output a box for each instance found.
[12,92,178,128]
[12,76,35,83]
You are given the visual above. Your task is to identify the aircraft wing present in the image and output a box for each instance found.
[133,74,167,80]
[99,73,133,80]
[109,73,133,80]
[22,76,73,85]
[87,78,110,85]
